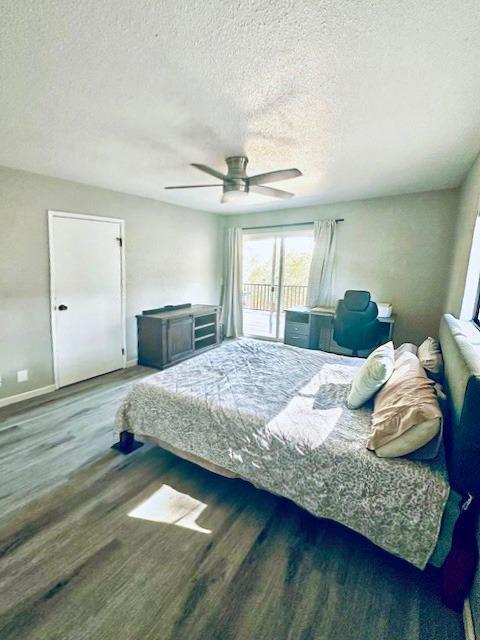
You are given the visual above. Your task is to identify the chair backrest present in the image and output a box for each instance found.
[333,290,380,352]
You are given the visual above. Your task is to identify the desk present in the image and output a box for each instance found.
[284,305,395,356]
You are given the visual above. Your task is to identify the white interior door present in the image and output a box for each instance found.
[49,212,125,387]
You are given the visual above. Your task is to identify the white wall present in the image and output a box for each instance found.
[0,166,221,400]
[223,189,459,346]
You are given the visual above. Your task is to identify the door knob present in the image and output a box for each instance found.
[58,304,68,311]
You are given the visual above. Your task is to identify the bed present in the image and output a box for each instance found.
[115,314,479,603]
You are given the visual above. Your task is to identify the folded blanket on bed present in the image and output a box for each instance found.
[115,338,450,569]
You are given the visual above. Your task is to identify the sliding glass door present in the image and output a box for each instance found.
[242,235,280,339]
[242,228,313,340]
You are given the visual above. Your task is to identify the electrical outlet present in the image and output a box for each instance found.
[17,370,28,383]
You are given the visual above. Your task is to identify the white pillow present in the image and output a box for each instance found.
[347,342,395,409]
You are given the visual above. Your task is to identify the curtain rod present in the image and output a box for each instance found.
[242,219,344,231]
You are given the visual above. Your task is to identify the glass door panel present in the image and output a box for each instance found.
[242,235,280,338]
[242,229,313,340]
[280,233,314,337]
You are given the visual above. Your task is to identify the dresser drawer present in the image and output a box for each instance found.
[285,321,310,337]
[284,332,311,348]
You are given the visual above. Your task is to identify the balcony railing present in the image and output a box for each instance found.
[243,283,307,312]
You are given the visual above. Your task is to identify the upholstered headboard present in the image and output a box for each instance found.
[439,314,480,497]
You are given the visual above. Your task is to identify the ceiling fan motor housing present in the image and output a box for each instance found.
[224,156,249,194]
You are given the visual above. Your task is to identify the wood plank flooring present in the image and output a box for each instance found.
[0,368,464,640]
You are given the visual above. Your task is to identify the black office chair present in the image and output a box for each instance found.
[333,290,381,356]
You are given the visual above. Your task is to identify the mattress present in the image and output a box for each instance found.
[116,338,451,569]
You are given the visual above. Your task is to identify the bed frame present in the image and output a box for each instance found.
[115,313,480,611]
[438,314,480,610]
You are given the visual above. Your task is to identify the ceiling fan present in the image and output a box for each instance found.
[165,156,302,203]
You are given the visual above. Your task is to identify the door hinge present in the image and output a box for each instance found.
[116,237,123,247]
[122,348,125,355]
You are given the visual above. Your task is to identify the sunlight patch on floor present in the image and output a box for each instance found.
[128,484,211,534]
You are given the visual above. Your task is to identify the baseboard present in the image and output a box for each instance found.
[126,359,138,368]
[464,598,476,640]
[0,384,57,408]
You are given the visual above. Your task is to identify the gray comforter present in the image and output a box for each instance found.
[116,339,450,568]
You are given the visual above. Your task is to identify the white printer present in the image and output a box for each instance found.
[377,302,393,318]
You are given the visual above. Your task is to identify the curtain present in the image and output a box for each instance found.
[221,227,243,337]
[306,219,337,308]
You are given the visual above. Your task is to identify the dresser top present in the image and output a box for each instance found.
[137,304,219,320]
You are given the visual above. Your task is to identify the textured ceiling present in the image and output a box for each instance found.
[1,1,480,214]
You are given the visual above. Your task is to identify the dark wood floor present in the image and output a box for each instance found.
[0,368,465,640]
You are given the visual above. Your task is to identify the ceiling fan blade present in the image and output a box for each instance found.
[191,163,227,181]
[250,185,294,199]
[164,184,223,190]
[247,168,302,185]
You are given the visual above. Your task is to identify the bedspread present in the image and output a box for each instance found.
[116,339,450,568]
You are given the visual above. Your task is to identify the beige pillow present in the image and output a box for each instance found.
[374,418,441,458]
[418,337,443,378]
[405,422,443,461]
[394,343,418,360]
[367,351,442,453]
[347,342,394,409]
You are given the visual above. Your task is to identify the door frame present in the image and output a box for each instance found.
[48,210,127,389]
[275,237,285,341]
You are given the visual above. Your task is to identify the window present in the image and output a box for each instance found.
[474,286,480,327]
[461,215,480,325]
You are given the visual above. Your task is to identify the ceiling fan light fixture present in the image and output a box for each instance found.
[221,189,249,203]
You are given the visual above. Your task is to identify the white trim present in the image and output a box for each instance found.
[0,385,56,408]
[48,210,127,389]
[464,599,476,640]
[48,210,125,225]
[126,358,138,368]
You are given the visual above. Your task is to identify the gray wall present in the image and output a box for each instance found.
[223,189,459,346]
[445,151,480,316]
[0,166,221,400]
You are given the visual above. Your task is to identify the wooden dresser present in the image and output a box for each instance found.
[136,304,221,369]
